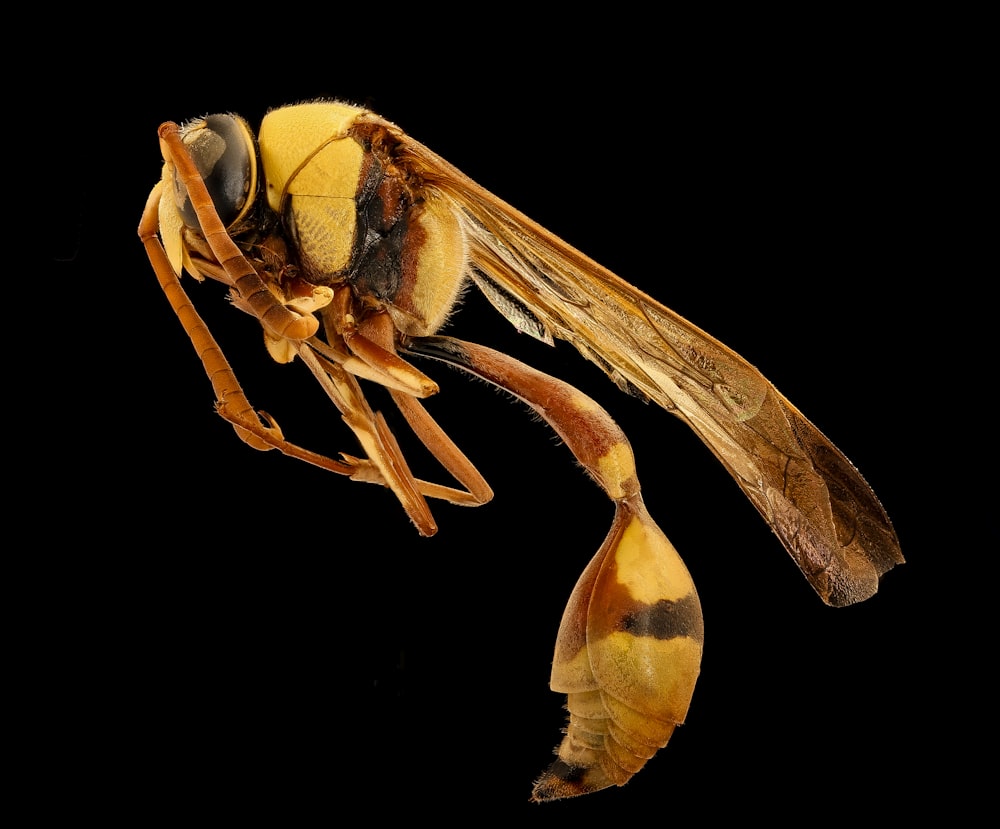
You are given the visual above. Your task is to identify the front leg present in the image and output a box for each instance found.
[140,183,364,478]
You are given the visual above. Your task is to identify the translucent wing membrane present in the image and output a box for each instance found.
[380,120,903,606]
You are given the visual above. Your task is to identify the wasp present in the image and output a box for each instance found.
[139,101,903,801]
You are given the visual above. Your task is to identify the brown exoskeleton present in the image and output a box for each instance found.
[139,101,903,800]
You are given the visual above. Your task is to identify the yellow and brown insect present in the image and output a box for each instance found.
[139,101,903,801]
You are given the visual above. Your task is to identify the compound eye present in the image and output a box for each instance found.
[174,113,257,230]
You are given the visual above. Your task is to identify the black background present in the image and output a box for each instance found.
[36,20,983,823]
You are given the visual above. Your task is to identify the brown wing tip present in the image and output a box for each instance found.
[767,483,903,607]
[821,537,905,607]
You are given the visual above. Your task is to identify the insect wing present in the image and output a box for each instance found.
[374,118,903,606]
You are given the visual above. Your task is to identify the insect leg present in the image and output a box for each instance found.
[294,342,436,535]
[139,183,356,476]
[406,336,704,801]
[387,388,494,508]
[303,296,493,513]
[140,195,458,533]
[354,309,493,507]
[318,288,440,399]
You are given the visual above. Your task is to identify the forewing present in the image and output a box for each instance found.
[374,117,903,606]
